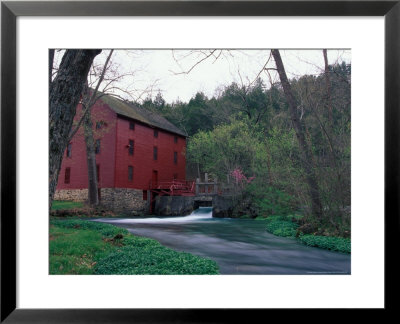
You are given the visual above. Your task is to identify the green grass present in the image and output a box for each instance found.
[50,201,146,218]
[49,225,115,274]
[51,200,84,210]
[50,219,219,275]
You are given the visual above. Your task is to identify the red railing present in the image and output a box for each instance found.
[149,179,195,196]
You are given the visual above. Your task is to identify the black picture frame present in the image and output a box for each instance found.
[1,0,399,322]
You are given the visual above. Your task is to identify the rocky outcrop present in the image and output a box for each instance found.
[212,195,237,218]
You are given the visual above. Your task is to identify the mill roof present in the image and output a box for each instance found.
[99,93,187,137]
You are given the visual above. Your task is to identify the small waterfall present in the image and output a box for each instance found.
[95,207,213,224]
[178,207,213,221]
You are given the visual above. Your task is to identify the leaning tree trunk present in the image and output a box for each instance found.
[322,49,333,125]
[271,49,323,220]
[49,49,101,211]
[83,110,99,206]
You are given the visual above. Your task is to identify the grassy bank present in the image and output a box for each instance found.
[50,200,136,219]
[258,216,351,254]
[51,200,84,210]
[50,219,219,275]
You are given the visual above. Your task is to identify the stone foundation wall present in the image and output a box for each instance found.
[100,188,148,214]
[54,189,88,202]
[155,196,195,216]
[54,188,148,215]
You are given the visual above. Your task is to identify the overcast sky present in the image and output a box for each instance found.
[55,49,351,104]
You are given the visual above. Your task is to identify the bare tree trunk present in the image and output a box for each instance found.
[49,49,54,85]
[83,110,99,206]
[271,49,323,220]
[81,50,113,206]
[322,49,333,124]
[49,49,101,211]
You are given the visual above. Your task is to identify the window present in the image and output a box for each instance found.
[128,140,134,155]
[129,121,135,130]
[96,121,106,129]
[174,136,178,144]
[154,129,158,138]
[64,167,71,184]
[95,139,101,154]
[66,143,72,158]
[173,173,178,180]
[128,166,133,182]
[96,164,100,182]
[153,146,158,160]
[174,151,178,165]
[143,190,148,201]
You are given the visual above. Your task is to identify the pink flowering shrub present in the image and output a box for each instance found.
[230,168,255,186]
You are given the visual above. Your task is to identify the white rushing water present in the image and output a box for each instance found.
[94,207,213,224]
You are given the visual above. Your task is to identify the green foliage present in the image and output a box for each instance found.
[50,219,219,275]
[187,119,265,181]
[262,217,351,253]
[298,235,351,254]
[94,245,219,275]
[264,216,299,237]
[51,200,84,210]
[246,184,297,218]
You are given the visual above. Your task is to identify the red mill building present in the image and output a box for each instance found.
[55,94,188,214]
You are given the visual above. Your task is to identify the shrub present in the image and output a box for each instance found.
[264,216,299,237]
[299,235,351,254]
[246,184,297,218]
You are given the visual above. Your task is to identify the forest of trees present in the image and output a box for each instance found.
[138,60,351,237]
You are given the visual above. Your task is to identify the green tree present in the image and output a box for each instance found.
[187,119,265,183]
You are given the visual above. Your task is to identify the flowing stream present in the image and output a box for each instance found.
[94,207,351,274]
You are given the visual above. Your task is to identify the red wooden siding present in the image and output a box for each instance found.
[56,98,186,192]
[57,101,117,190]
[113,116,186,189]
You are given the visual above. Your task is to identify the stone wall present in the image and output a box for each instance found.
[54,189,88,202]
[54,188,237,217]
[155,195,237,217]
[100,188,148,214]
[154,196,195,216]
[54,188,148,215]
